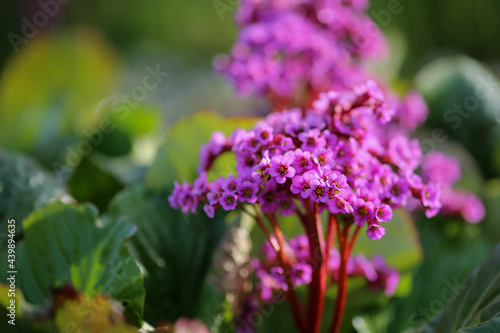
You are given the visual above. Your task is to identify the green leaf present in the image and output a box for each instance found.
[388,215,492,333]
[0,151,71,235]
[103,184,227,326]
[145,112,257,190]
[413,242,500,333]
[0,203,145,326]
[0,31,120,166]
[456,314,500,333]
[415,55,500,178]
[66,157,124,212]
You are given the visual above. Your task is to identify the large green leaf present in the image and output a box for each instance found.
[411,242,500,333]
[415,56,500,178]
[0,203,145,326]
[145,112,257,190]
[0,31,120,166]
[456,315,500,333]
[0,151,71,235]
[388,214,492,333]
[103,184,227,325]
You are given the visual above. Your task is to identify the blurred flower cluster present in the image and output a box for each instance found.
[421,152,485,223]
[215,0,387,99]
[252,234,399,300]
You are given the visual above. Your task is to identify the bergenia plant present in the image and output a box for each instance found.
[169,1,485,332]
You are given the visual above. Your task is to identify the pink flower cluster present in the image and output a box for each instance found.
[253,235,400,301]
[421,152,485,223]
[214,0,387,98]
[169,80,441,240]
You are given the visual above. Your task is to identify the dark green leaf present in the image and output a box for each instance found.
[66,156,124,211]
[0,203,145,326]
[415,56,500,178]
[456,314,500,333]
[103,184,227,326]
[0,151,71,235]
[413,242,500,333]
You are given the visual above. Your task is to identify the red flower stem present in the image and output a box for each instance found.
[303,201,327,333]
[329,220,351,333]
[325,214,337,270]
[265,213,307,333]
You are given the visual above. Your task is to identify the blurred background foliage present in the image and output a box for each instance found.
[0,0,499,332]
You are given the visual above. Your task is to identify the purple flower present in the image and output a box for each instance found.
[238,180,259,204]
[258,181,280,213]
[278,194,296,216]
[269,152,296,184]
[203,204,215,218]
[169,181,197,214]
[387,134,422,174]
[260,240,277,260]
[422,152,461,186]
[440,189,484,223]
[293,149,313,172]
[298,129,326,152]
[353,198,375,225]
[289,235,310,262]
[255,123,274,144]
[192,173,208,196]
[223,174,239,193]
[220,192,238,211]
[328,197,354,214]
[421,183,441,218]
[291,263,312,286]
[389,178,410,206]
[312,148,335,168]
[367,255,400,296]
[269,266,288,291]
[375,204,393,222]
[327,171,348,193]
[460,193,485,223]
[309,177,329,203]
[347,254,377,281]
[367,223,385,240]
[290,172,315,199]
[236,151,258,177]
[396,91,428,132]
